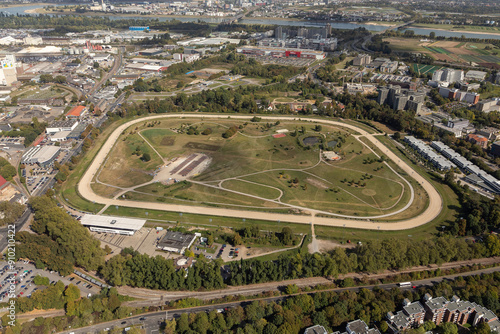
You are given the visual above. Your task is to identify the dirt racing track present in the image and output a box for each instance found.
[78,115,443,231]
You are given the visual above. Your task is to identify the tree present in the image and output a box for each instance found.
[142,153,151,162]
[423,321,436,331]
[281,227,293,245]
[444,170,455,184]
[54,75,67,84]
[33,275,50,286]
[485,234,500,256]
[93,61,99,69]
[39,74,53,83]
[64,284,80,303]
[0,201,25,227]
[380,321,389,333]
[472,322,491,334]
[233,233,243,245]
[285,284,299,294]
[430,31,436,39]
[393,132,401,140]
[207,234,214,246]
[439,322,458,334]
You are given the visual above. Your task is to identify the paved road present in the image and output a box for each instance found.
[77,115,442,231]
[58,266,500,334]
[0,209,32,253]
[89,54,122,97]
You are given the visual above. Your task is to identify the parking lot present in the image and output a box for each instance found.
[92,227,177,259]
[0,261,100,302]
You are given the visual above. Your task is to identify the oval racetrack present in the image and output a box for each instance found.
[78,115,442,231]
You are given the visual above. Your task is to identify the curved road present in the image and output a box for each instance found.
[77,115,442,231]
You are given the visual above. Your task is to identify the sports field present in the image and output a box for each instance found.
[412,64,446,75]
[93,118,421,219]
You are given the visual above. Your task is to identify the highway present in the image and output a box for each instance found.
[57,266,500,334]
[77,114,442,231]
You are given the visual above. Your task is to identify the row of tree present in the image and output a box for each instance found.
[96,233,500,291]
[3,286,129,334]
[170,272,500,334]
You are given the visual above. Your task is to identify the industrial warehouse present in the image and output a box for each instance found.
[80,214,146,235]
[236,46,326,59]
[157,231,201,255]
[21,145,60,167]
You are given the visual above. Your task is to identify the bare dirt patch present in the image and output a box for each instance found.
[446,47,476,55]
[160,136,175,146]
[362,188,377,196]
[434,41,461,48]
[184,142,221,151]
[306,177,329,189]
[308,238,355,253]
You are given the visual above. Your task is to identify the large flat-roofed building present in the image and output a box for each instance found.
[157,231,200,254]
[80,214,146,235]
[236,46,326,60]
[46,119,79,134]
[66,105,87,119]
[22,145,60,167]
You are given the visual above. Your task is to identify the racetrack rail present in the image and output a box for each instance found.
[78,115,442,231]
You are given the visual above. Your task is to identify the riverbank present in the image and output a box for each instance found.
[0,2,56,8]
[26,6,232,19]
[410,23,500,37]
[364,21,403,26]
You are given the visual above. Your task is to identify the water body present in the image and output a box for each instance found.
[402,27,500,40]
[5,4,500,40]
[327,140,338,148]
[303,136,320,146]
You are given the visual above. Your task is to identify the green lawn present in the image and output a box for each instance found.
[97,118,414,218]
[412,23,500,34]
[108,205,311,235]
[314,135,460,243]
[58,118,134,213]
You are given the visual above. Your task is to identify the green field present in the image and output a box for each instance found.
[423,46,450,55]
[412,23,500,34]
[412,64,445,75]
[94,118,421,218]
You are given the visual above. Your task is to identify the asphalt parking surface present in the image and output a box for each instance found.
[0,261,100,302]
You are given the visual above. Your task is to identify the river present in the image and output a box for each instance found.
[3,4,500,40]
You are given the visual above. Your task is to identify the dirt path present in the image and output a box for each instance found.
[77,115,442,231]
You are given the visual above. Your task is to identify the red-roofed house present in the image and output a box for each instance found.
[467,134,488,149]
[0,175,7,190]
[0,174,26,204]
[66,105,87,119]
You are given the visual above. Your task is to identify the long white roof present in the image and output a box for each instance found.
[80,214,146,231]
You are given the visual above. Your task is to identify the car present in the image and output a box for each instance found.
[19,292,23,295]
[121,321,127,325]
[139,317,146,321]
